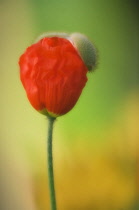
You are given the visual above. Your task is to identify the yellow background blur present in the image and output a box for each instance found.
[1,0,139,209]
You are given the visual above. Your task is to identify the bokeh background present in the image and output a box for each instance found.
[1,0,139,209]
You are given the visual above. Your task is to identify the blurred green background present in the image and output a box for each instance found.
[1,0,139,209]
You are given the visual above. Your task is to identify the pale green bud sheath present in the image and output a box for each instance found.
[70,33,97,71]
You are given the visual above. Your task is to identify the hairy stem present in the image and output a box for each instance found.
[47,116,57,210]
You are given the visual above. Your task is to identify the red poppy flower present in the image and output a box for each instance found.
[19,36,88,117]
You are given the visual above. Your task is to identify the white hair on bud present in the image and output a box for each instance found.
[35,32,69,43]
[70,33,97,71]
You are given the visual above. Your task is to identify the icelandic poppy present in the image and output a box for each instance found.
[19,32,97,210]
[19,33,96,117]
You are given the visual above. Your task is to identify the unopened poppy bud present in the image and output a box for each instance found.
[19,32,97,118]
[70,33,97,71]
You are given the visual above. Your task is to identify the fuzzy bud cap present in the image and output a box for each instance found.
[70,33,97,71]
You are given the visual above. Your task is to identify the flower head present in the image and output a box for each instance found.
[19,33,97,117]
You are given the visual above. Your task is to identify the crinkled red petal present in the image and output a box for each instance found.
[19,37,88,115]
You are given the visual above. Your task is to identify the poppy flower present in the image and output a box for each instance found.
[19,33,96,117]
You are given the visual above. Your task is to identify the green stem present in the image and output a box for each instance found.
[47,116,57,210]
